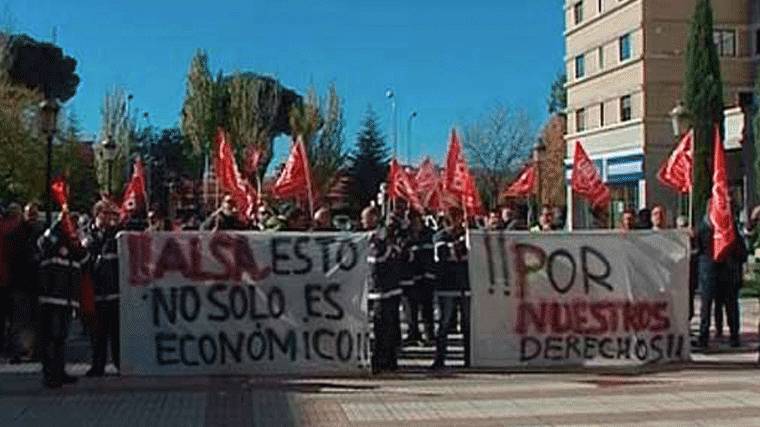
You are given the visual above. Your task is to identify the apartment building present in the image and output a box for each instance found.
[564,0,758,228]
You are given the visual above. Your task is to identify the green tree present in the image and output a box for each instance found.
[462,103,536,210]
[347,107,389,212]
[181,49,217,179]
[684,0,724,220]
[312,83,348,196]
[547,72,567,115]
[134,126,185,213]
[97,86,134,196]
[0,42,42,203]
[3,33,80,102]
[53,110,97,213]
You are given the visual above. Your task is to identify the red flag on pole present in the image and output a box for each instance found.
[119,158,147,224]
[571,141,610,209]
[657,129,693,193]
[463,169,484,216]
[49,175,94,318]
[214,127,256,222]
[245,144,265,177]
[387,158,424,212]
[709,125,737,262]
[415,157,439,194]
[273,135,316,217]
[273,135,313,198]
[443,129,469,196]
[504,164,536,198]
[51,175,68,208]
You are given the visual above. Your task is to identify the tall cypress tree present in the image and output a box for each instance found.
[347,106,389,212]
[684,0,724,221]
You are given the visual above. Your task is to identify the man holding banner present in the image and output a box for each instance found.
[83,200,121,377]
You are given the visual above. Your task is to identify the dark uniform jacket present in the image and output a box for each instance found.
[84,226,119,302]
[407,226,437,284]
[433,227,469,294]
[37,217,90,308]
[367,227,403,298]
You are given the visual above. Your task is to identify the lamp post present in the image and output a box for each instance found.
[407,111,417,165]
[386,89,397,160]
[101,135,118,197]
[669,102,692,223]
[39,98,60,227]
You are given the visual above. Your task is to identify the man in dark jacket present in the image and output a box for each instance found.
[83,200,120,376]
[363,206,402,373]
[37,205,90,387]
[403,209,436,345]
[432,206,470,369]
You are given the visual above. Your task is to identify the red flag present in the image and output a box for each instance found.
[387,158,424,212]
[657,129,693,193]
[215,127,256,221]
[709,125,737,262]
[463,169,484,216]
[119,158,147,224]
[245,144,265,177]
[415,157,439,194]
[571,141,610,209]
[51,175,68,208]
[273,135,314,201]
[504,164,536,198]
[405,167,418,194]
[443,129,469,196]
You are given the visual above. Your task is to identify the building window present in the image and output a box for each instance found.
[756,29,760,55]
[574,1,583,24]
[713,29,736,57]
[620,95,632,122]
[576,108,586,132]
[598,46,604,69]
[599,102,604,127]
[619,33,631,61]
[575,54,585,78]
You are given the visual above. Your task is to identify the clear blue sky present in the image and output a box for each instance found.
[13,0,564,169]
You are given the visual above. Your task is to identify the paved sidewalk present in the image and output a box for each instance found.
[0,299,757,426]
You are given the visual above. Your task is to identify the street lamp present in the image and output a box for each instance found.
[39,98,60,227]
[386,89,397,160]
[669,101,692,138]
[101,135,118,197]
[407,111,417,165]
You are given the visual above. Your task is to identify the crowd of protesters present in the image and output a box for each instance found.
[0,191,757,384]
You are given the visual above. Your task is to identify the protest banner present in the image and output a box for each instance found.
[468,230,691,367]
[118,231,371,376]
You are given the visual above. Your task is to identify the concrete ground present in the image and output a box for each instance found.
[0,299,757,427]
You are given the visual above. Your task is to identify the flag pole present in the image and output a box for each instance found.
[301,137,315,221]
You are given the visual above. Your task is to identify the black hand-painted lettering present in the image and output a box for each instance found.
[156,332,179,365]
[180,286,200,322]
[207,284,229,322]
[305,284,322,317]
[293,236,313,274]
[152,287,177,327]
[581,246,613,293]
[547,249,575,294]
[179,334,199,366]
[323,283,344,320]
[271,237,291,275]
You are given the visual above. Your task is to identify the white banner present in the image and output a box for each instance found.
[118,231,371,376]
[469,230,691,367]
